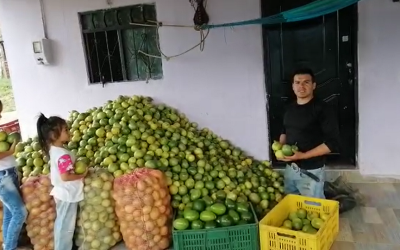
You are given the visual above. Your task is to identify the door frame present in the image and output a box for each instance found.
[261,1,360,168]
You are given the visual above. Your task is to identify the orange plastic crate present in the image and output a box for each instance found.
[259,194,339,250]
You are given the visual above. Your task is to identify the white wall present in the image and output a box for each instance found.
[0,0,400,176]
[357,0,400,176]
[0,0,269,159]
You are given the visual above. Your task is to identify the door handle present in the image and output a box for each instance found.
[346,62,354,86]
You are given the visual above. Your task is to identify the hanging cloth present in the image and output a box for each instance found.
[203,0,360,29]
[192,0,210,27]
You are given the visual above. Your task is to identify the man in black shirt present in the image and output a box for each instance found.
[278,68,340,199]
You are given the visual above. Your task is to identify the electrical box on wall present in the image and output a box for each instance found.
[32,39,52,65]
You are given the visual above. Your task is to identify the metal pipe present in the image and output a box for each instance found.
[39,0,48,38]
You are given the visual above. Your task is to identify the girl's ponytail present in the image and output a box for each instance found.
[36,113,49,155]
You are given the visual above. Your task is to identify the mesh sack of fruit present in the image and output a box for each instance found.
[112,168,172,250]
[74,169,122,250]
[21,176,55,250]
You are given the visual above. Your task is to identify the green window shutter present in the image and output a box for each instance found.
[80,4,163,84]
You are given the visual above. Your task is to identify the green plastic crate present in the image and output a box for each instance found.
[172,203,259,250]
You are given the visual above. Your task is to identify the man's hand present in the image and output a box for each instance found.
[284,151,306,161]
[276,156,292,162]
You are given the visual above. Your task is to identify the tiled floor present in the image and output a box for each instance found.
[113,182,400,250]
[330,183,400,250]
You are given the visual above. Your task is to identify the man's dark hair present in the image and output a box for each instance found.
[292,68,315,83]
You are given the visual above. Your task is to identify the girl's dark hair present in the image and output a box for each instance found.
[36,113,67,156]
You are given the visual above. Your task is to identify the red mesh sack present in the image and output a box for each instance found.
[21,176,55,250]
[112,168,172,250]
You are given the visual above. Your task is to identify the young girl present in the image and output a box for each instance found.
[36,113,86,250]
[0,100,27,250]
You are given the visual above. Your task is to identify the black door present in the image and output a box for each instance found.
[262,0,357,166]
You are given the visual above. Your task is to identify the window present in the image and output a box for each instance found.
[79,4,163,84]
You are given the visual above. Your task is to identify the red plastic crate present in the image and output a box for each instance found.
[0,119,20,133]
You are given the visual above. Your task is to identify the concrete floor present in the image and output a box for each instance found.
[111,182,400,250]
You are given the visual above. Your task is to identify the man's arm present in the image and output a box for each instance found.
[302,104,340,159]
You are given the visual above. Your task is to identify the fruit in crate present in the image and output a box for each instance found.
[173,197,255,230]
[280,208,328,233]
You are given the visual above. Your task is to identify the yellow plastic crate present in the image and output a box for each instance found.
[259,194,339,250]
